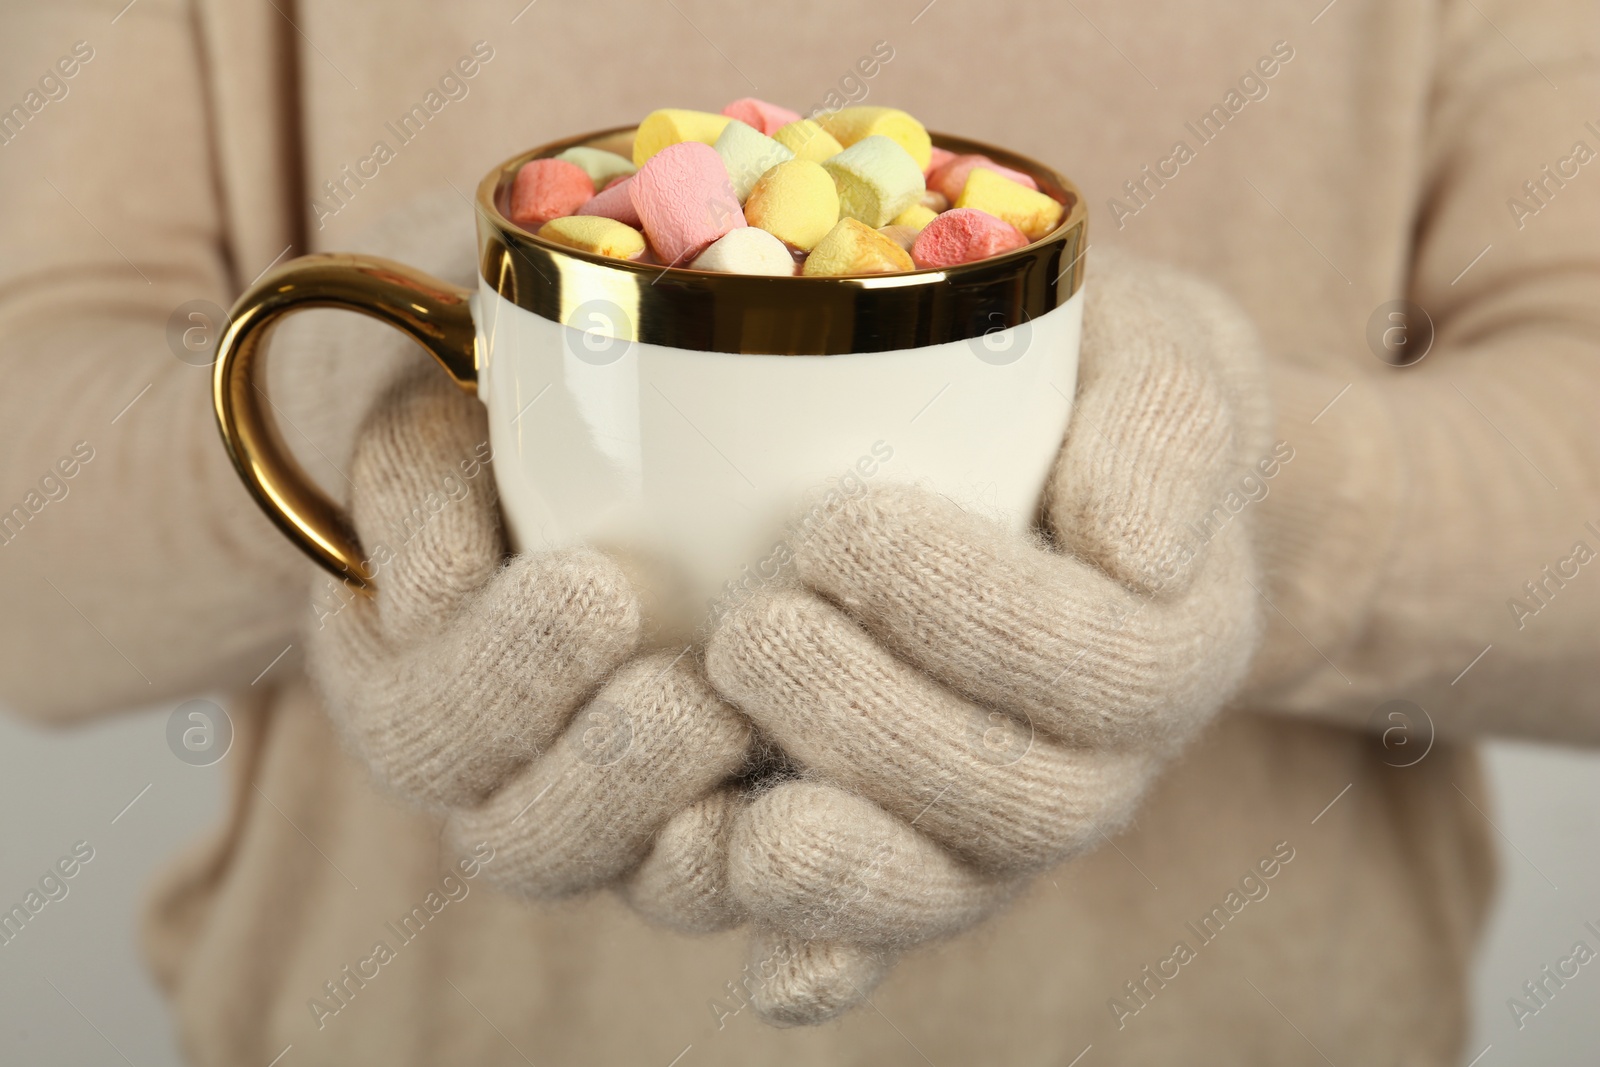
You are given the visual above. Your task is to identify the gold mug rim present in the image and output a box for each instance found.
[472,123,1088,355]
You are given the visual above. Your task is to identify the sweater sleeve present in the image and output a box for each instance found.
[1243,0,1600,743]
[0,1,316,722]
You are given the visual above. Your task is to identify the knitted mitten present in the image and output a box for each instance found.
[703,250,1273,1025]
[306,370,754,906]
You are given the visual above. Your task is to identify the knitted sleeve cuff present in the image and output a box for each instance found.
[1239,361,1406,704]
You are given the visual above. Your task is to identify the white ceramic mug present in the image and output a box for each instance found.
[214,126,1089,639]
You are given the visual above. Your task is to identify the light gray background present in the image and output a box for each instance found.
[0,700,1595,1065]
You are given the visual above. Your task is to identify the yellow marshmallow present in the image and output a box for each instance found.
[955,167,1065,240]
[745,160,840,251]
[537,216,646,259]
[632,109,733,166]
[771,119,844,163]
[822,135,926,228]
[802,218,915,276]
[889,203,938,231]
[814,107,932,171]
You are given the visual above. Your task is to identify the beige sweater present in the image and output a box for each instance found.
[3,0,1599,1062]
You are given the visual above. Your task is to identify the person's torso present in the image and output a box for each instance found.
[158,2,1493,1063]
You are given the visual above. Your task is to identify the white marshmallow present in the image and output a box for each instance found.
[690,226,796,275]
[554,146,637,188]
[714,120,795,202]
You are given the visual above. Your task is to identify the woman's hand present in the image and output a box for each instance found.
[701,251,1274,1024]
[306,370,754,907]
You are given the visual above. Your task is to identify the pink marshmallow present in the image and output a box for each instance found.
[911,208,1029,269]
[509,158,595,227]
[720,97,803,136]
[928,154,1038,203]
[925,145,957,177]
[629,141,746,265]
[577,175,643,227]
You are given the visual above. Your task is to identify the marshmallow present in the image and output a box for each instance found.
[632,109,733,166]
[537,216,646,260]
[910,208,1028,269]
[955,167,1064,239]
[744,160,840,251]
[815,107,933,171]
[528,101,1065,276]
[929,153,1039,203]
[772,119,845,163]
[629,140,746,264]
[690,226,797,275]
[889,203,938,231]
[714,120,795,202]
[721,97,803,136]
[576,175,642,227]
[802,218,916,276]
[509,158,596,227]
[876,224,921,253]
[554,146,637,188]
[822,135,926,228]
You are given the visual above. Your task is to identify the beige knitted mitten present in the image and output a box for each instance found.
[703,250,1273,1025]
[306,370,754,906]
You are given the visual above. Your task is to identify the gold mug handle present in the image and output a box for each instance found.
[212,253,478,593]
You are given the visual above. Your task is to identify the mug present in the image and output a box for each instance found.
[213,125,1088,640]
